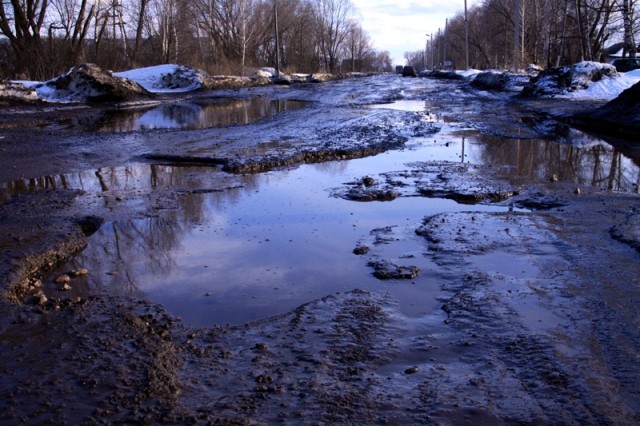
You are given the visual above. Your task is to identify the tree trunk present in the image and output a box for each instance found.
[620,0,637,57]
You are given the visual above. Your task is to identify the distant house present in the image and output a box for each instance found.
[603,42,637,63]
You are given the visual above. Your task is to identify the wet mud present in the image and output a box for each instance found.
[1,75,640,424]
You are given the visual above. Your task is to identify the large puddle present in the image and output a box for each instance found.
[43,98,307,132]
[5,99,640,326]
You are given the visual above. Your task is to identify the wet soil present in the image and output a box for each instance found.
[1,75,640,424]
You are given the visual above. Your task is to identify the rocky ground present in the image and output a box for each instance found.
[1,74,639,424]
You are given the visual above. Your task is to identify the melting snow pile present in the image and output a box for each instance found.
[573,78,640,134]
[114,64,207,93]
[0,81,39,103]
[29,63,151,103]
[521,61,628,98]
[470,70,530,92]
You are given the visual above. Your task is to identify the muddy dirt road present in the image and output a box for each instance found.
[1,75,640,424]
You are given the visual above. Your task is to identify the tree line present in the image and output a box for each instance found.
[406,0,638,71]
[0,0,393,80]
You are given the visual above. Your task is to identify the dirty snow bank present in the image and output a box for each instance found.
[114,64,207,93]
[3,63,345,103]
[560,68,640,100]
[571,78,640,136]
[522,61,623,98]
[0,81,39,103]
[25,63,152,103]
[470,70,530,92]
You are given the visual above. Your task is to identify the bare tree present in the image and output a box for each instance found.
[49,0,95,69]
[314,0,354,72]
[0,0,50,78]
[619,0,637,57]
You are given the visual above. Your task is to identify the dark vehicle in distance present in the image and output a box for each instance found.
[611,58,640,72]
[402,65,417,77]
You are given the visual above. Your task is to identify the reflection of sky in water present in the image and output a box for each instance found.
[68,156,511,327]
[10,116,639,326]
[136,103,202,129]
[40,98,308,132]
[99,99,307,131]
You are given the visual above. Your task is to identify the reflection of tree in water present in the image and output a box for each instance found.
[84,99,305,132]
[0,174,74,203]
[67,164,261,294]
[477,134,640,193]
[1,163,262,293]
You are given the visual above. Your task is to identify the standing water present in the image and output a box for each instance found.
[4,99,638,326]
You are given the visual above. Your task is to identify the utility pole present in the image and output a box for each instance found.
[437,28,441,68]
[426,34,433,70]
[274,1,280,76]
[443,18,448,69]
[464,0,469,70]
[424,35,427,71]
[430,33,434,69]
[513,0,521,71]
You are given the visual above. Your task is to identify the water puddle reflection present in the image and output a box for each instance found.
[44,98,307,132]
[5,120,639,326]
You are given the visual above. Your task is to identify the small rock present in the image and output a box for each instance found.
[60,283,72,291]
[362,176,376,187]
[70,268,89,277]
[353,245,370,255]
[574,188,581,195]
[550,174,559,182]
[255,374,273,384]
[255,342,269,351]
[404,366,419,374]
[55,274,71,284]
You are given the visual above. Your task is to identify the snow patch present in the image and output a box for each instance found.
[115,64,206,93]
[522,61,626,99]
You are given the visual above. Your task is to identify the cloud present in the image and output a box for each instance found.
[352,0,479,65]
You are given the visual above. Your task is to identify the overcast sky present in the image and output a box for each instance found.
[352,0,482,66]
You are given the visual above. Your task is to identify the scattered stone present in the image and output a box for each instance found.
[55,274,71,284]
[574,188,581,195]
[70,268,89,277]
[362,176,376,187]
[255,343,269,351]
[60,283,72,291]
[255,374,273,384]
[353,245,370,255]
[404,366,419,375]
